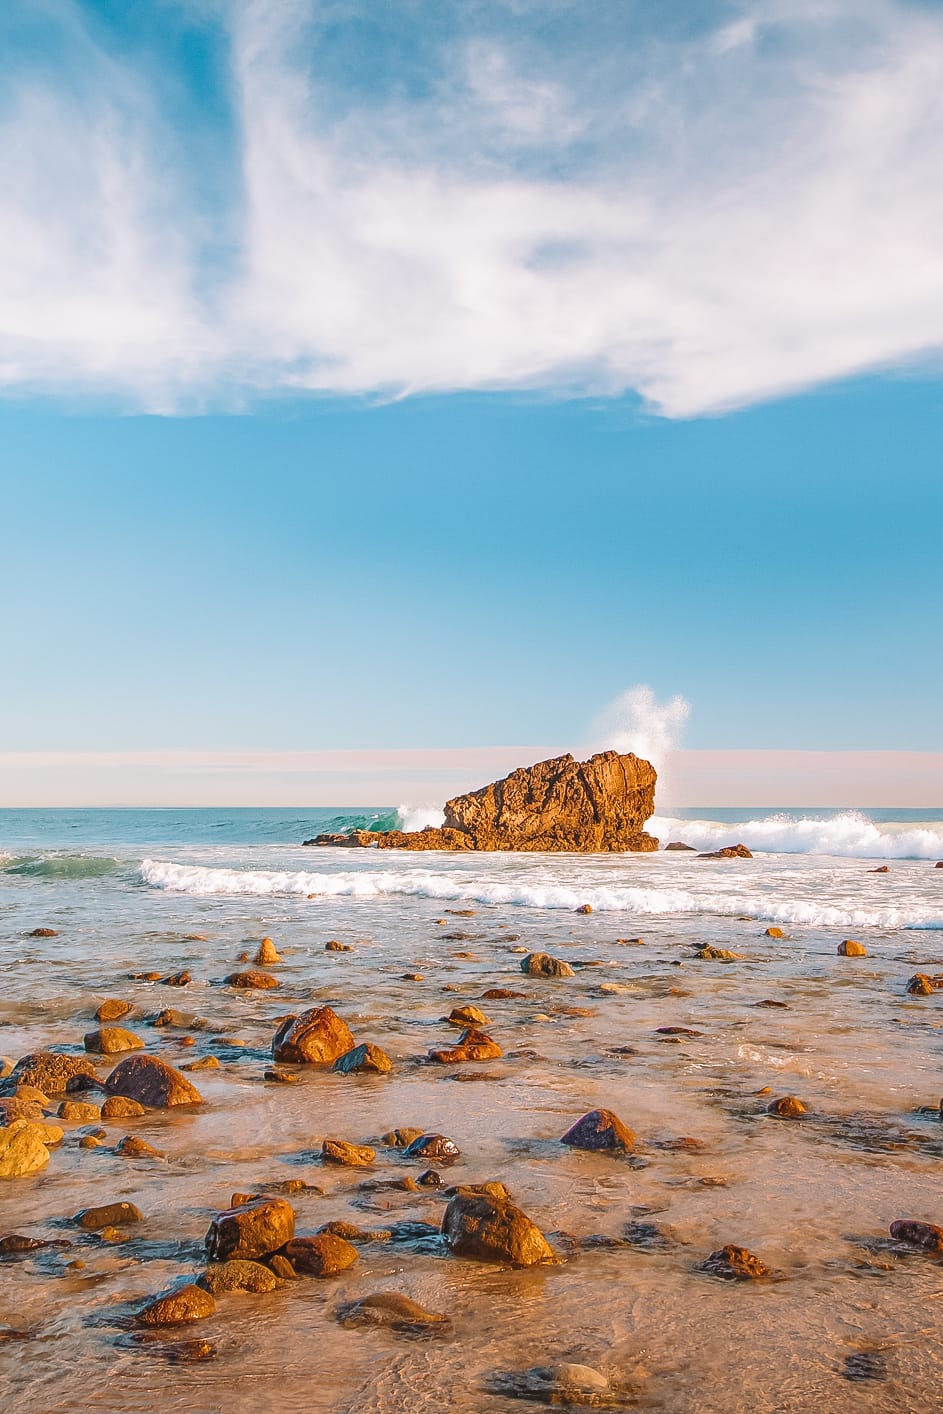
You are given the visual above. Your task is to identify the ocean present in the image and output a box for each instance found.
[2,805,943,1412]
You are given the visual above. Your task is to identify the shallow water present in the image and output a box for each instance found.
[2,817,943,1412]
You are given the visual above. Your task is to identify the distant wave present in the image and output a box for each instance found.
[652,812,943,860]
[139,858,941,929]
[2,853,122,879]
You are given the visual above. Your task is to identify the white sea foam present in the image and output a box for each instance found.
[139,858,942,929]
[651,812,943,860]
[395,803,446,832]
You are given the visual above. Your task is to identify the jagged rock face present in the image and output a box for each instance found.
[307,751,658,853]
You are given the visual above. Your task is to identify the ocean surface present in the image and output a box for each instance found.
[2,806,943,1412]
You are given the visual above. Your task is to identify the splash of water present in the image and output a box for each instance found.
[585,684,690,786]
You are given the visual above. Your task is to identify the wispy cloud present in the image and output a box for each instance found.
[2,0,943,415]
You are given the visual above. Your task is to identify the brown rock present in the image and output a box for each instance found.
[575,904,593,914]
[0,1121,53,1178]
[442,1191,555,1266]
[96,1000,133,1023]
[697,844,753,859]
[318,1221,390,1242]
[665,841,696,851]
[428,1027,503,1063]
[116,1135,163,1158]
[272,1007,355,1065]
[336,1292,449,1331]
[889,1219,943,1253]
[308,751,658,852]
[57,1101,102,1123]
[225,970,280,990]
[0,1098,44,1125]
[333,1044,393,1076]
[9,1053,99,1094]
[325,940,353,952]
[838,940,867,956]
[869,865,890,872]
[268,1254,297,1279]
[907,973,943,995]
[74,1201,143,1229]
[403,1133,461,1162]
[766,1096,807,1118]
[83,1027,145,1055]
[700,1244,771,1280]
[282,1233,358,1276]
[695,945,744,961]
[149,1009,188,1028]
[481,988,526,999]
[381,1127,425,1148]
[161,971,191,987]
[105,1056,203,1108]
[101,1095,146,1119]
[254,938,281,965]
[521,952,575,979]
[321,1138,375,1167]
[28,927,58,937]
[181,1056,220,1072]
[765,927,786,939]
[206,1198,295,1261]
[561,1108,636,1152]
[137,1284,216,1326]
[198,1259,278,1294]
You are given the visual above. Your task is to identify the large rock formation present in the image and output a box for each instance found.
[306,750,658,853]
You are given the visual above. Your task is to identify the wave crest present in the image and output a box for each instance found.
[652,812,943,860]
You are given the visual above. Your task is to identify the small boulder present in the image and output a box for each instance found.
[333,1044,393,1076]
[695,945,744,961]
[161,971,191,987]
[116,1135,163,1158]
[428,1027,503,1063]
[442,1191,555,1266]
[9,1053,99,1095]
[700,1244,771,1280]
[105,1055,202,1108]
[226,970,280,990]
[28,927,58,938]
[57,1101,102,1123]
[137,1285,216,1326]
[889,1219,943,1253]
[254,938,281,965]
[0,1120,53,1178]
[101,1095,146,1119]
[325,940,353,952]
[74,1201,143,1230]
[838,940,867,957]
[665,842,696,851]
[83,1027,145,1055]
[149,1009,188,1028]
[381,1127,424,1149]
[561,1108,636,1152]
[697,844,753,859]
[907,973,943,995]
[521,953,575,979]
[281,1233,358,1276]
[198,1259,278,1295]
[447,1005,489,1026]
[403,1133,461,1162]
[766,1096,807,1118]
[206,1197,295,1261]
[765,927,786,939]
[321,1138,375,1167]
[481,988,526,1000]
[575,904,593,914]
[272,1007,355,1065]
[96,1000,133,1023]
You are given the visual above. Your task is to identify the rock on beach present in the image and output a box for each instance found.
[105,1056,202,1108]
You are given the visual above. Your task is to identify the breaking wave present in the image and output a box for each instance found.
[652,812,943,860]
[2,853,122,879]
[139,858,942,929]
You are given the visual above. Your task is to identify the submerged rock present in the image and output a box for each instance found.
[907,973,943,996]
[226,969,280,990]
[74,1201,143,1230]
[403,1133,461,1162]
[488,1363,615,1405]
[254,938,281,965]
[333,1044,393,1076]
[521,953,575,979]
[766,1096,807,1118]
[442,1191,555,1266]
[95,1000,133,1023]
[838,940,867,956]
[697,844,753,859]
[137,1285,216,1326]
[105,1056,202,1108]
[321,1138,375,1167]
[889,1219,943,1253]
[336,1291,449,1332]
[561,1109,636,1152]
[198,1259,278,1294]
[428,1028,503,1063]
[272,1007,355,1065]
[700,1244,771,1280]
[101,1096,146,1119]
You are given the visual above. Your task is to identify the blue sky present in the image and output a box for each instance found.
[1,1,942,800]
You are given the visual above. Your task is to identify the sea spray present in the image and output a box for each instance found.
[586,684,689,805]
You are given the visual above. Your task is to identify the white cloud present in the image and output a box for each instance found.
[2,0,943,414]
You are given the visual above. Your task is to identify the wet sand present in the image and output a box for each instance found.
[2,853,943,1412]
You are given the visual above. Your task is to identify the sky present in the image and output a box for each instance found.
[1,0,942,805]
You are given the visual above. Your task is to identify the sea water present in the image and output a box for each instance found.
[1,807,943,1412]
